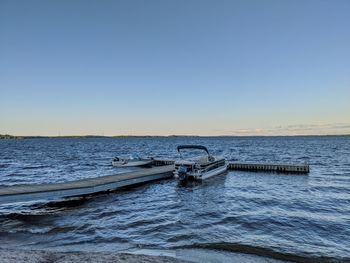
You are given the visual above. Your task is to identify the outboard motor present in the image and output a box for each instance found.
[178,165,189,182]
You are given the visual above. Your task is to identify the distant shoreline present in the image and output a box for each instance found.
[0,134,349,139]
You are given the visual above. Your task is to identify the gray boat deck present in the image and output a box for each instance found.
[0,165,174,204]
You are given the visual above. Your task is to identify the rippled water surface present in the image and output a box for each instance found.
[0,136,349,262]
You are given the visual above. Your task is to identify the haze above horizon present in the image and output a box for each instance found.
[1,0,349,136]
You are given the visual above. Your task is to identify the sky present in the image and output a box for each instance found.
[0,0,349,136]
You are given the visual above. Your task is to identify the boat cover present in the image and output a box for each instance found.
[177,145,209,155]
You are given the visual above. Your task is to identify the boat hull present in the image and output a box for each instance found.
[199,164,227,180]
[174,164,227,181]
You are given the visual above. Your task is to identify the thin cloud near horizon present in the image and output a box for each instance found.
[221,123,350,136]
[2,122,350,137]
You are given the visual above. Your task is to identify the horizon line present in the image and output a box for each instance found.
[1,133,349,138]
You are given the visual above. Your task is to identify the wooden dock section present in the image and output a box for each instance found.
[228,162,309,174]
[0,165,174,204]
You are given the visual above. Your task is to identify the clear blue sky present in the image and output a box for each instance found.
[0,0,349,136]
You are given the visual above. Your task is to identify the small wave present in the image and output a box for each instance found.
[22,165,51,170]
[34,197,89,209]
[48,225,77,234]
[166,234,193,243]
[0,226,53,235]
[173,242,348,263]
[0,213,47,221]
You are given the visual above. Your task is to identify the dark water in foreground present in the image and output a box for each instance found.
[0,136,349,262]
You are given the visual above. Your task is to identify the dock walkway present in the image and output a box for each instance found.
[0,165,174,204]
[228,162,309,173]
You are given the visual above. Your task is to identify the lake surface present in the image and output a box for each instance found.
[0,136,349,262]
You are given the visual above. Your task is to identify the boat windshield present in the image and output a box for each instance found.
[130,154,141,160]
[179,150,210,161]
[177,145,209,154]
[177,145,209,159]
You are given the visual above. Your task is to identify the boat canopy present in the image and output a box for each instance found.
[177,145,209,155]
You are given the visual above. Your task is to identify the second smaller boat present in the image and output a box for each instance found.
[112,154,153,167]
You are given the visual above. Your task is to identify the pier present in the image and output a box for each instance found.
[228,162,309,173]
[0,165,174,204]
[0,160,309,205]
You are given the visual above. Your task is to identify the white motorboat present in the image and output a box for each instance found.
[174,145,227,182]
[112,154,153,167]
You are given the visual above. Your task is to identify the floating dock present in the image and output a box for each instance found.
[0,165,174,204]
[228,162,309,173]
